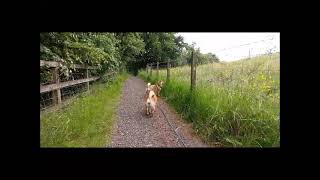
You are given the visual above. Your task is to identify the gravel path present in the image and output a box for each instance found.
[109,76,207,148]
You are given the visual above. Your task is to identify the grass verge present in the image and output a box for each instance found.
[40,73,129,147]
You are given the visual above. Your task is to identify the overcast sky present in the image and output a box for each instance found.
[177,32,280,61]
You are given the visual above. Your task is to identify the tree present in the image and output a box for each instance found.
[40,32,121,78]
[207,53,220,63]
[141,32,184,64]
[116,33,145,74]
[40,32,189,77]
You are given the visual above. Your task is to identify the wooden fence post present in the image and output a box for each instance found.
[191,50,196,90]
[51,67,61,105]
[150,63,153,76]
[167,59,170,82]
[86,66,90,91]
[157,61,159,78]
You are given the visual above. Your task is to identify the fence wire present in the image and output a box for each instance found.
[40,69,87,111]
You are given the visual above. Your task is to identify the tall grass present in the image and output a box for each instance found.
[40,73,129,147]
[139,53,279,147]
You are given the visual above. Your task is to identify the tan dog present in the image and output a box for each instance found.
[146,80,165,97]
[158,80,164,89]
[145,89,157,116]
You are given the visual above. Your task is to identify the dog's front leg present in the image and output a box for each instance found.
[152,105,156,114]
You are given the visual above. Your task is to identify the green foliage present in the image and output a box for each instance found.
[40,32,218,81]
[115,33,145,74]
[197,52,220,64]
[117,32,145,61]
[141,33,185,64]
[40,32,121,78]
[40,32,189,78]
[175,42,220,66]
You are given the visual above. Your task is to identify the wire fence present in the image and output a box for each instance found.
[41,68,88,111]
[146,37,280,102]
[198,38,280,95]
[40,61,116,113]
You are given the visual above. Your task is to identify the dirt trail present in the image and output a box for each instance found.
[110,76,207,147]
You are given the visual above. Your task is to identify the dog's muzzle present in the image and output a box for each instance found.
[147,99,151,105]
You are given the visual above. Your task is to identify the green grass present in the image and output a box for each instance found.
[40,73,129,147]
[139,53,280,147]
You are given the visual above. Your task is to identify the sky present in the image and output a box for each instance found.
[177,33,280,61]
